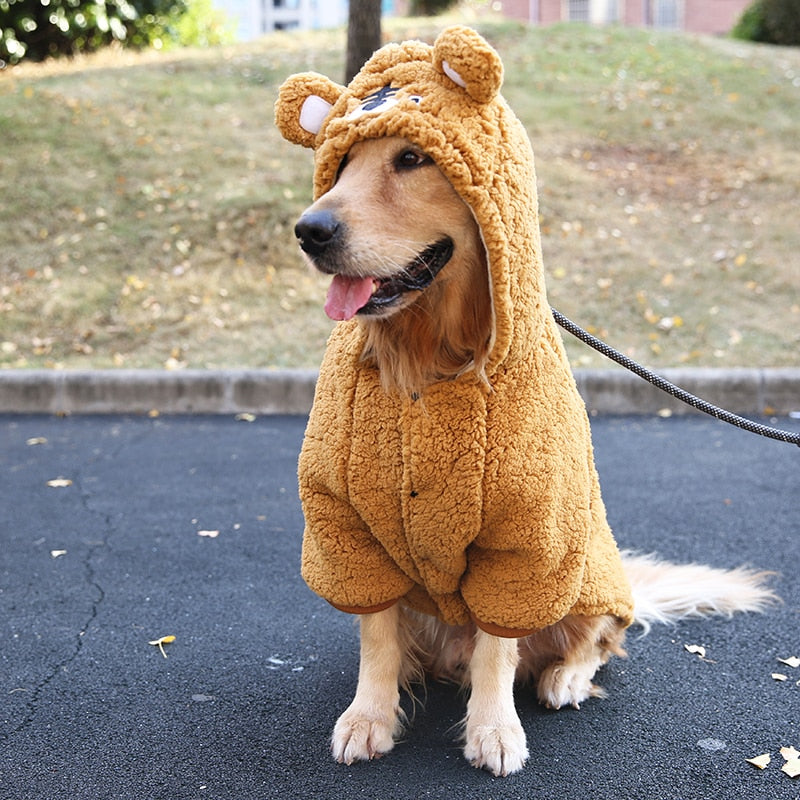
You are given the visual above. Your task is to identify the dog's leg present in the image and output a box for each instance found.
[331,605,405,764]
[537,655,606,710]
[535,616,625,710]
[463,630,528,776]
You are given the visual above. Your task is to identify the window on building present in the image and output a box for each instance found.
[567,0,590,22]
[649,0,681,29]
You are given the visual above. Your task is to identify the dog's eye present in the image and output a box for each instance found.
[395,150,429,170]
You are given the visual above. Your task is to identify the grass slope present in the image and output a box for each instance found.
[1,19,798,370]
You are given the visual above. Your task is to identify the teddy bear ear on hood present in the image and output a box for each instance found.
[274,72,346,148]
[433,25,503,105]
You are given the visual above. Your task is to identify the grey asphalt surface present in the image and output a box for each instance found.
[1,411,799,800]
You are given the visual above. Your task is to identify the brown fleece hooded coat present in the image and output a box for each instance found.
[275,26,634,636]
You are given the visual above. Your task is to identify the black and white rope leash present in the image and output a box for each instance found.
[552,308,800,448]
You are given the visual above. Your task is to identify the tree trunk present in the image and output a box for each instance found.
[345,0,382,83]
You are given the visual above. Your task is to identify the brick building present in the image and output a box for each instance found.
[499,0,751,35]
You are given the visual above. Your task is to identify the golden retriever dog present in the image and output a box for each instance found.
[293,136,775,776]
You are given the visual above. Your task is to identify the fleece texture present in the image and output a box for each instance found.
[275,26,635,635]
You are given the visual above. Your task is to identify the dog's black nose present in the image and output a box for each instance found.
[295,210,341,256]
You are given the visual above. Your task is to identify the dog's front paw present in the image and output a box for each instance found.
[463,721,529,776]
[331,704,402,765]
[537,662,606,710]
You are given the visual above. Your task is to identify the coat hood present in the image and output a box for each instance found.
[275,25,547,377]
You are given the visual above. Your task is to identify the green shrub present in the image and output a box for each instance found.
[0,0,233,65]
[1,0,134,63]
[733,0,800,45]
[174,0,235,48]
[732,1,771,42]
[762,0,800,44]
[409,0,457,15]
[126,0,187,49]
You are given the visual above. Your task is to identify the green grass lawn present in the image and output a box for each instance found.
[1,17,798,371]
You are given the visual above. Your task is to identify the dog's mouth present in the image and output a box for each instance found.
[324,237,454,321]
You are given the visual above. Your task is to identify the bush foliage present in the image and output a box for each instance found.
[0,0,233,64]
[732,0,800,45]
[409,0,457,15]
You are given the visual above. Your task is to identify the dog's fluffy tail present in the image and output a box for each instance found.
[621,551,779,633]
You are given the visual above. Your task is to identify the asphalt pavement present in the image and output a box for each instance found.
[1,412,799,800]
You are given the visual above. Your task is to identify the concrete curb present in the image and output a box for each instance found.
[0,367,798,417]
[0,368,319,415]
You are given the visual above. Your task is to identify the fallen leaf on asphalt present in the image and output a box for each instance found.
[50,550,67,558]
[684,644,706,658]
[778,656,800,668]
[26,437,48,446]
[782,760,800,778]
[46,478,73,488]
[772,673,789,681]
[746,754,771,769]
[781,747,800,761]
[197,530,220,538]
[149,635,176,658]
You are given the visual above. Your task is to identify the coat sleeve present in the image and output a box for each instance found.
[298,326,414,612]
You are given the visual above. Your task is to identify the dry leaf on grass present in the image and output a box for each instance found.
[746,754,771,769]
[149,635,176,658]
[46,478,73,488]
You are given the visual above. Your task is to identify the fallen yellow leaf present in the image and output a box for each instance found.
[684,644,706,658]
[746,754,771,770]
[149,635,176,658]
[781,760,800,778]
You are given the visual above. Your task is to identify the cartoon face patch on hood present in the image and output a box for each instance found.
[275,25,548,377]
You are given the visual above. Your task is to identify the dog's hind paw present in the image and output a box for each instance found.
[463,722,529,776]
[331,706,401,764]
[537,661,605,710]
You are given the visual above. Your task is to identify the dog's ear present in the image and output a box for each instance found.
[275,72,345,148]
[433,26,503,105]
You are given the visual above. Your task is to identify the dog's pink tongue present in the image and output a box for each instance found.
[324,275,375,321]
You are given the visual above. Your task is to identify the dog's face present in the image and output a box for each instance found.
[295,137,479,321]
